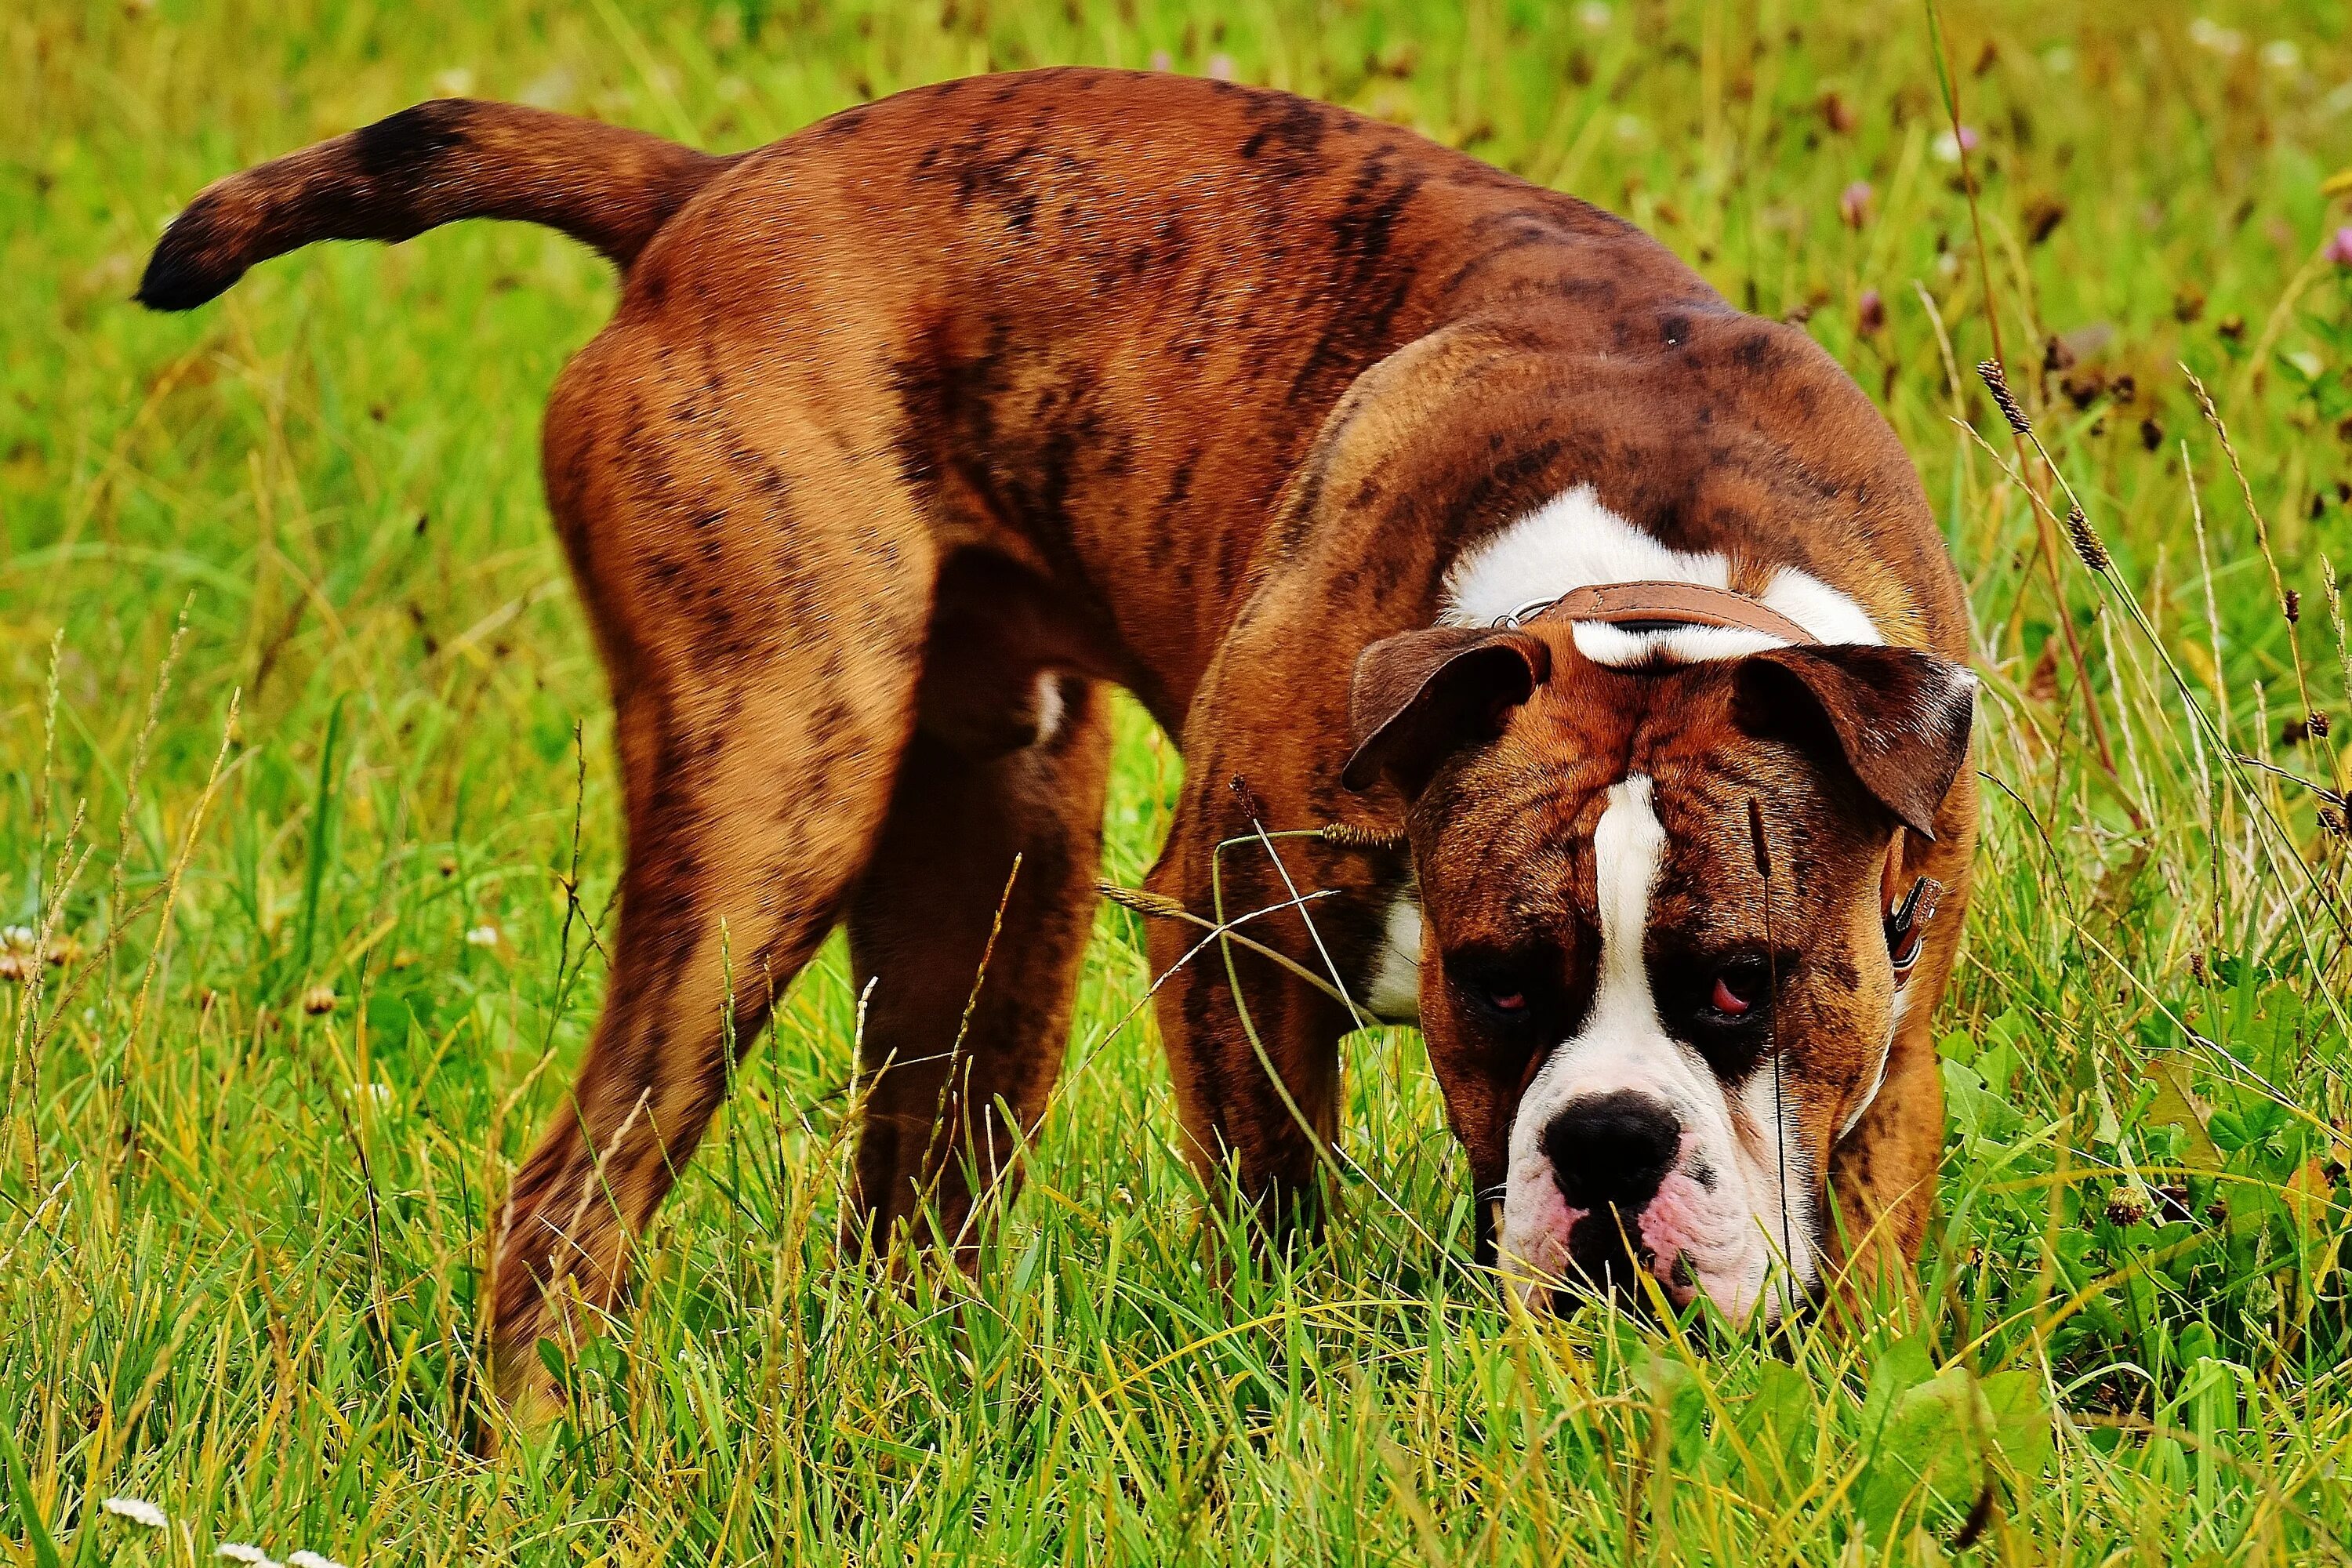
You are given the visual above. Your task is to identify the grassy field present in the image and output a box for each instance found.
[8,0,2352,1560]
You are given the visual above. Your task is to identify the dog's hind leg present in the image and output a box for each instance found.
[485,329,935,1431]
[841,680,1114,1258]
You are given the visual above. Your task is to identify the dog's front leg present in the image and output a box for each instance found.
[1142,759,1388,1238]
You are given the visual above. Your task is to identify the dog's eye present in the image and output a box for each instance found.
[1703,958,1771,1021]
[1446,950,1551,1029]
[1461,969,1535,1024]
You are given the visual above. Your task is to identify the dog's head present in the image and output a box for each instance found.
[1342,612,1971,1324]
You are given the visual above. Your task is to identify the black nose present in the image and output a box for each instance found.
[1544,1091,1682,1213]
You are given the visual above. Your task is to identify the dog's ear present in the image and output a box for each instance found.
[1341,626,1550,796]
[1736,644,1975,837]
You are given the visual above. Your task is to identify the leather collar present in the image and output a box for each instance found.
[1497,579,1814,644]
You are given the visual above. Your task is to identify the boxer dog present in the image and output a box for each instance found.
[139,67,1976,1420]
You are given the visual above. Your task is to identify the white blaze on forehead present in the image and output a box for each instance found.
[1437,484,1882,665]
[1510,775,1679,1126]
[1593,776,1666,979]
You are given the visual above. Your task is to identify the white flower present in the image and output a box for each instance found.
[2187,18,2244,57]
[2042,45,2075,74]
[432,66,477,97]
[1575,1,1612,30]
[102,1497,169,1529]
[2263,40,2301,71]
[1,926,32,952]
[217,1546,282,1568]
[517,66,576,111]
[464,924,499,947]
[1613,113,1644,142]
[290,1552,350,1568]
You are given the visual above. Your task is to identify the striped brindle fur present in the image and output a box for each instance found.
[140,67,1976,1426]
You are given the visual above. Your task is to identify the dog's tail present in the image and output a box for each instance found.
[137,100,725,311]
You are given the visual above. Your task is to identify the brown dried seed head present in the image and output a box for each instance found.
[2312,712,2333,739]
[2285,587,2302,623]
[1319,821,1408,849]
[2104,1189,2149,1227]
[1097,882,1189,920]
[2064,504,2111,572]
[1227,775,1266,823]
[1976,358,2033,435]
[301,984,337,1015]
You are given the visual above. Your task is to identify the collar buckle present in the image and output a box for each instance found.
[1885,875,1944,982]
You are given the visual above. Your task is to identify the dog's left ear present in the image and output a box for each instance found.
[1341,626,1551,797]
[1736,644,1975,838]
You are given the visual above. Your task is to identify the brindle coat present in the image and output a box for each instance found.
[140,68,1976,1423]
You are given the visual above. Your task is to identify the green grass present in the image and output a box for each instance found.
[9,0,2352,1560]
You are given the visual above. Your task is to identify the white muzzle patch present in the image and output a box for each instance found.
[1494,775,1815,1323]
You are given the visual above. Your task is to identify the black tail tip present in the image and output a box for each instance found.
[135,204,241,312]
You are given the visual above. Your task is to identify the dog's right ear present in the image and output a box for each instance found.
[1341,626,1550,797]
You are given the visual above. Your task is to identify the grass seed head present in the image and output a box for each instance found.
[1319,820,1407,849]
[2065,504,2111,572]
[1096,882,1189,920]
[1976,357,2034,435]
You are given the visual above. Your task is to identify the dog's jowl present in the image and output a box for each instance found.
[143,68,1976,1421]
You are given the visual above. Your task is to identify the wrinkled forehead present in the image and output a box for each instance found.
[1417,662,1877,932]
